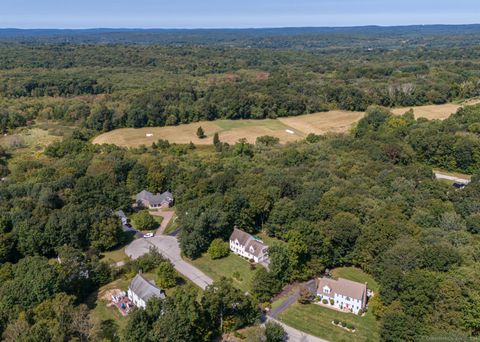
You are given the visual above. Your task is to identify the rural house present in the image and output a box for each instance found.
[317,277,367,314]
[135,190,174,209]
[229,228,269,263]
[127,273,165,309]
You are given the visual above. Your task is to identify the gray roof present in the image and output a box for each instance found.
[129,274,165,302]
[229,228,268,258]
[318,277,367,301]
[136,190,173,206]
[115,210,127,219]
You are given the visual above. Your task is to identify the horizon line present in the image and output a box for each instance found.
[2,23,480,31]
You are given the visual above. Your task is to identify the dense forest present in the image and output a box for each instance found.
[1,26,480,134]
[2,27,480,341]
[1,102,480,340]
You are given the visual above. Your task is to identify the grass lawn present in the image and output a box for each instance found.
[163,217,179,235]
[278,302,380,342]
[88,278,130,335]
[331,267,379,293]
[189,253,256,292]
[101,248,128,264]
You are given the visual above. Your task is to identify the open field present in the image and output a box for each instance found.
[277,302,380,342]
[92,100,479,147]
[92,119,303,147]
[188,253,256,292]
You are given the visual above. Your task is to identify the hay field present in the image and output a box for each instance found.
[92,119,304,147]
[278,110,365,135]
[92,100,479,147]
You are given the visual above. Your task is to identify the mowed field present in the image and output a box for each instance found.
[92,100,478,147]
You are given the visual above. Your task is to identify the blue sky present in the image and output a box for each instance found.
[0,0,478,29]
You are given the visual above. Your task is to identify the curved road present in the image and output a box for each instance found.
[125,235,328,342]
[125,235,213,289]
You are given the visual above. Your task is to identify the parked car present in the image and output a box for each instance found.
[143,232,154,238]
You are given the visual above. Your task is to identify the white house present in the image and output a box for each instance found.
[229,228,269,264]
[317,277,367,314]
[127,274,165,309]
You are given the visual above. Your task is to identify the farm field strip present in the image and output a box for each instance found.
[92,101,478,147]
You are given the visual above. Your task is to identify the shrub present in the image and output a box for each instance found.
[322,299,328,304]
[298,286,314,304]
[347,323,355,330]
[207,238,230,259]
[329,299,334,305]
[341,321,347,327]
[333,319,339,325]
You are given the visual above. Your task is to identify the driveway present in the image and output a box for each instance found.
[150,209,175,234]
[269,279,316,318]
[125,236,326,341]
[267,317,329,342]
[125,235,213,290]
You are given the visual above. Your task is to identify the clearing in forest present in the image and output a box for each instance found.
[92,101,478,147]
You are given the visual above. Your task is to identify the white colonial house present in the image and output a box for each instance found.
[229,228,269,264]
[317,277,367,314]
[128,274,165,309]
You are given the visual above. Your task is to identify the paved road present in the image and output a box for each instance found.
[125,235,213,290]
[267,317,329,342]
[125,236,327,341]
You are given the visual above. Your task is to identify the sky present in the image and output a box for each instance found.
[0,0,479,29]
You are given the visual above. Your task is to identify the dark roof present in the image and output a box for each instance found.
[129,274,165,302]
[136,190,174,206]
[229,228,268,258]
[318,277,367,301]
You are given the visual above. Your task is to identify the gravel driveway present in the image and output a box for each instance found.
[125,235,213,290]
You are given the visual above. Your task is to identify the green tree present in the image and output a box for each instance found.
[197,126,206,139]
[207,238,230,260]
[89,217,124,251]
[132,211,158,231]
[156,261,177,289]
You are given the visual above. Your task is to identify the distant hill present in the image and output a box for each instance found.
[1,25,480,48]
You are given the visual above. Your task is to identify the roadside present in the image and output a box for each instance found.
[125,235,213,290]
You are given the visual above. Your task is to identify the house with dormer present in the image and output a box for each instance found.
[229,228,269,264]
[317,277,367,314]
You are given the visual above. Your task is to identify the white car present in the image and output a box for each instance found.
[143,233,154,238]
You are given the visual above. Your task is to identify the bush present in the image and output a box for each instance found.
[265,321,287,342]
[207,238,230,259]
[322,299,328,304]
[333,319,339,325]
[132,210,158,230]
[347,323,355,330]
[341,321,347,327]
[298,286,314,304]
[329,299,334,305]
